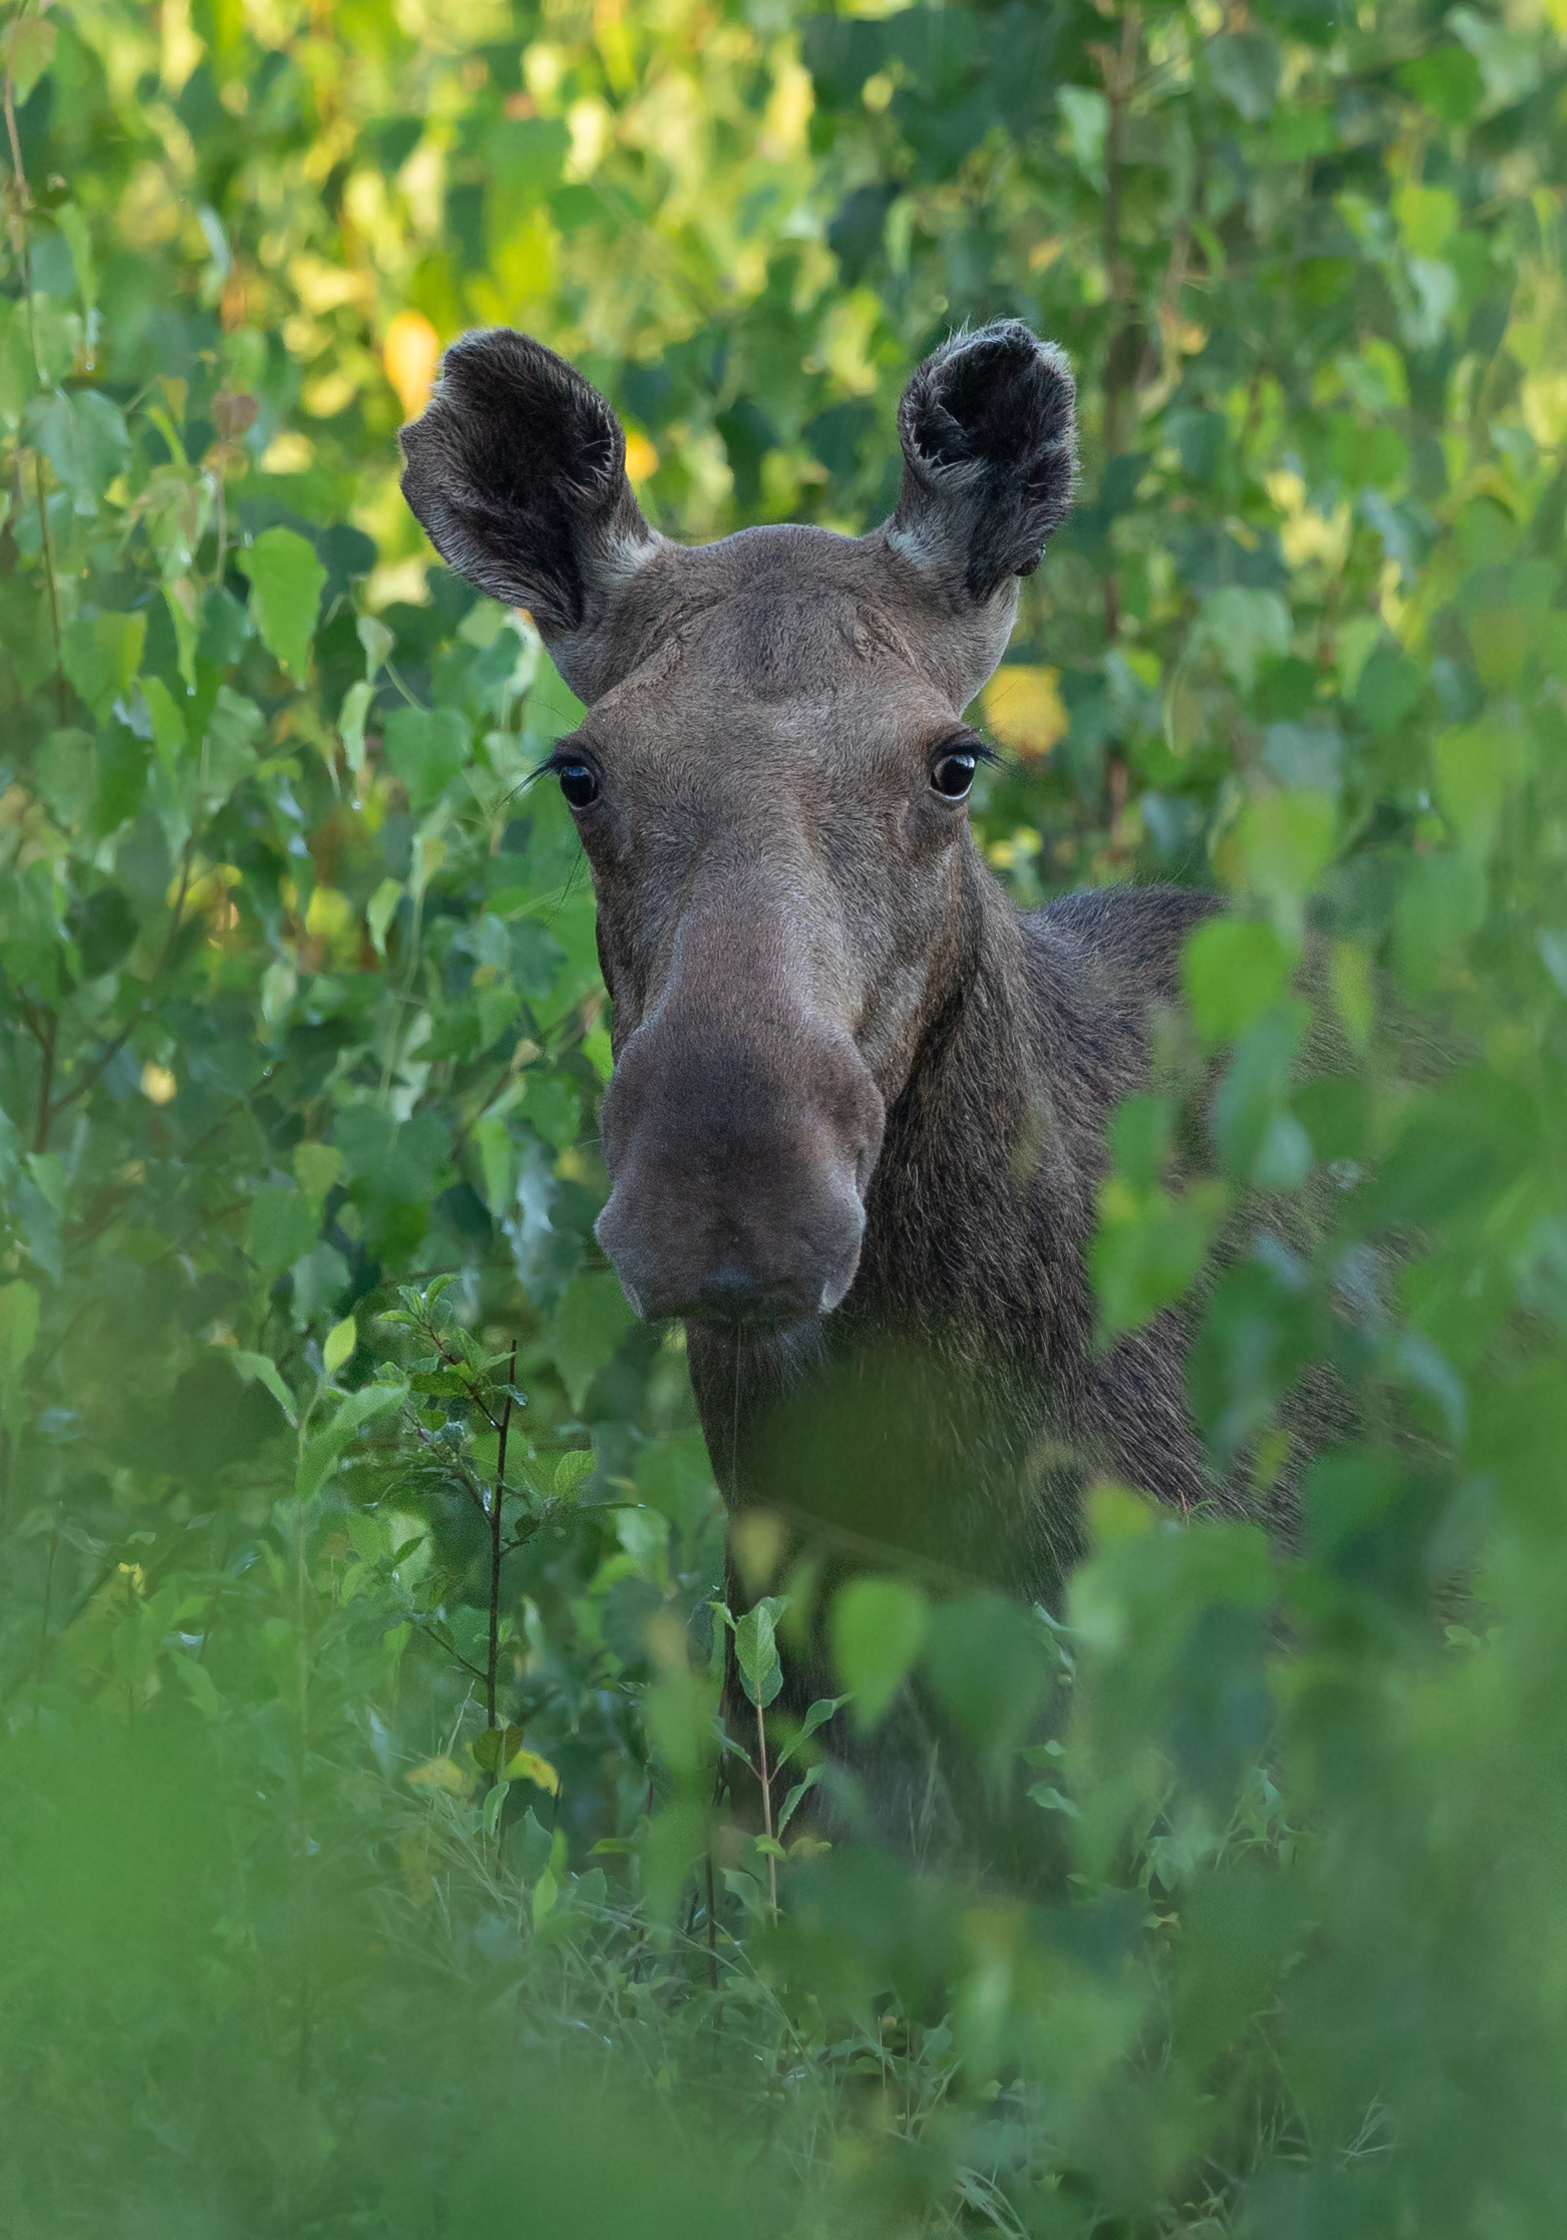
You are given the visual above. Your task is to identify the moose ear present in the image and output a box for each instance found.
[887,321,1077,606]
[399,328,661,695]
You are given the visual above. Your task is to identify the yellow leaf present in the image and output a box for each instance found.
[406,1754,469,1795]
[140,1061,177,1106]
[305,884,353,944]
[260,431,314,476]
[980,665,1067,759]
[504,1746,560,1795]
[384,311,441,421]
[624,431,659,483]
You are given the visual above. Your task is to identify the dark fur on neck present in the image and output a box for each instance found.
[690,853,1224,1606]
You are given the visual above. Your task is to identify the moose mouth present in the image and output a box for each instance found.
[596,1187,868,1334]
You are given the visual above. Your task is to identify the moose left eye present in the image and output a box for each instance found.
[558,763,600,810]
[931,750,977,799]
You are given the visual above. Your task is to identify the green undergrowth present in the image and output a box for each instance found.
[2,0,1567,2231]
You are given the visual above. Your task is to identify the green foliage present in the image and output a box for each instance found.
[832,1573,928,1731]
[1,0,1565,2232]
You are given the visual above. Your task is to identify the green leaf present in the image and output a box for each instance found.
[61,612,145,718]
[734,1594,788,1709]
[531,1448,594,1503]
[1208,30,1280,120]
[366,877,402,956]
[202,687,264,806]
[1092,1176,1231,1340]
[830,1578,927,1734]
[323,1315,357,1376]
[1397,45,1484,124]
[237,527,327,685]
[232,1350,297,1427]
[27,391,130,511]
[1394,852,1487,991]
[293,1142,343,1203]
[338,677,372,771]
[1182,919,1295,1047]
[471,1724,526,1773]
[0,300,34,426]
[357,613,394,680]
[633,1431,718,1538]
[1233,791,1338,909]
[1196,587,1291,693]
[295,1379,405,1503]
[0,1279,40,1383]
[548,1270,635,1412]
[55,204,96,319]
[777,1763,823,1835]
[1026,1782,1081,1819]
[923,1595,1053,1765]
[774,1694,850,1770]
[383,706,469,808]
[3,16,57,103]
[245,1188,320,1281]
[34,731,96,828]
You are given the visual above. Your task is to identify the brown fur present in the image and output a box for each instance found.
[403,323,1235,1849]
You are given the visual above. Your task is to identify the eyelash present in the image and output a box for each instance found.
[530,747,587,783]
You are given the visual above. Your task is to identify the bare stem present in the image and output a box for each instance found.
[34,451,66,725]
[1095,4,1144,501]
[705,1850,719,1997]
[5,55,68,724]
[294,1404,316,2093]
[18,993,55,1153]
[486,1339,518,1733]
[756,1696,777,1924]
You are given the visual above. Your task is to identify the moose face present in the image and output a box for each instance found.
[401,322,1075,1331]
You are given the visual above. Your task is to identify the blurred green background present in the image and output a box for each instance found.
[2,0,1567,2231]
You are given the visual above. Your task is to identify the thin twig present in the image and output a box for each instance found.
[705,1851,719,1997]
[40,846,197,1144]
[486,1338,518,1732]
[756,1695,777,1925]
[35,452,66,724]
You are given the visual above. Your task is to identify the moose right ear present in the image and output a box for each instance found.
[887,321,1077,609]
[399,328,662,696]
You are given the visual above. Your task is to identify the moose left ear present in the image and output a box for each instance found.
[886,321,1077,606]
[399,327,664,700]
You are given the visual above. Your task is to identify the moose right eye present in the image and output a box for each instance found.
[931,749,977,799]
[558,763,600,810]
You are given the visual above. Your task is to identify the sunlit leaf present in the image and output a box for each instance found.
[237,527,327,685]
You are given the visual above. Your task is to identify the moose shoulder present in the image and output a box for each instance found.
[401,320,1234,1735]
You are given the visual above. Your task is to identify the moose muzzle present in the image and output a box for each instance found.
[595,1007,885,1331]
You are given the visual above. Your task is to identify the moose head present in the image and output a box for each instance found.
[401,322,1076,1336]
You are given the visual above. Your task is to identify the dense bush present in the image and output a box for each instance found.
[1,0,1565,2230]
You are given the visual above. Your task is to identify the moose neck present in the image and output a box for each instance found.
[687,840,1097,1594]
[850,839,1082,1353]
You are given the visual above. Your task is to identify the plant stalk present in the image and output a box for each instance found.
[756,1696,777,1924]
[486,1339,518,1733]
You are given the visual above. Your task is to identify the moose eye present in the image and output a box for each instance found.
[931,749,977,800]
[558,762,600,810]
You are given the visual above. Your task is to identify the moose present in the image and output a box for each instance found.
[401,320,1238,1844]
